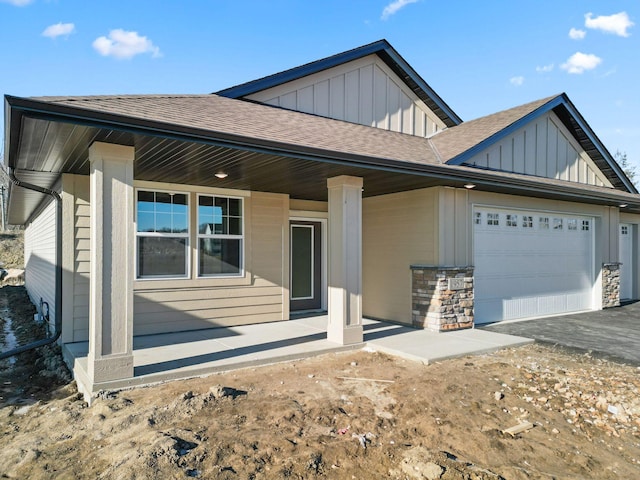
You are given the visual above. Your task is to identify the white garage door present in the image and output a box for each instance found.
[474,208,595,324]
[619,224,633,300]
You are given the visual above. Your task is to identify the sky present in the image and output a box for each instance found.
[1,0,639,176]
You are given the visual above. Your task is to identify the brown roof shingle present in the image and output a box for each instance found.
[430,95,559,162]
[32,93,441,167]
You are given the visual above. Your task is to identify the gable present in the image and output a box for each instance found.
[243,54,448,138]
[463,110,613,188]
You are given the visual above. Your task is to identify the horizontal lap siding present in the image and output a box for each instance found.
[24,198,57,332]
[133,192,287,336]
[69,175,91,342]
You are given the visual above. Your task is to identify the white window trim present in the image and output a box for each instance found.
[196,193,245,278]
[135,188,191,280]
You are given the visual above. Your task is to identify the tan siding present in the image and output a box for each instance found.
[246,54,445,137]
[24,196,57,333]
[362,189,438,324]
[359,64,374,126]
[289,199,328,212]
[466,112,613,188]
[61,174,91,342]
[133,191,288,336]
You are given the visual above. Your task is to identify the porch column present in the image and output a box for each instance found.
[327,175,363,345]
[87,142,135,384]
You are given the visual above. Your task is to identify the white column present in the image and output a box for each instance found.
[87,142,135,384]
[327,175,363,345]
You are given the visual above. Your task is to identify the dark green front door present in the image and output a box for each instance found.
[290,221,322,311]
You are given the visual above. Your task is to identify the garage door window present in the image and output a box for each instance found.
[539,217,549,229]
[474,212,482,225]
[522,216,533,228]
[582,220,590,231]
[568,219,578,231]
[553,218,563,230]
[506,214,518,227]
[487,213,499,226]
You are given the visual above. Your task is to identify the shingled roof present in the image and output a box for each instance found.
[428,93,635,192]
[28,93,441,167]
[215,39,462,128]
[430,95,558,162]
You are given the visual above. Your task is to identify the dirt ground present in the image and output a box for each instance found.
[0,232,24,270]
[1,286,640,479]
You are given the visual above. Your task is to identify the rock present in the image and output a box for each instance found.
[422,462,444,479]
[494,391,504,401]
[209,385,231,399]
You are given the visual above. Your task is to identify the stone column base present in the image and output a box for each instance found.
[602,263,621,308]
[411,265,474,332]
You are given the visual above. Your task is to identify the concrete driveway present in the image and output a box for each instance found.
[481,301,640,365]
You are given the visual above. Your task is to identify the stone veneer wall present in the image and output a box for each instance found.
[602,263,621,308]
[411,265,474,332]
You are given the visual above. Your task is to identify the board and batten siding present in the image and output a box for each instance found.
[24,194,58,334]
[246,54,446,138]
[133,190,289,336]
[362,188,439,325]
[464,111,612,188]
[61,174,90,343]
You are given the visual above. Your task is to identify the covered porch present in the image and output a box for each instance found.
[62,314,532,398]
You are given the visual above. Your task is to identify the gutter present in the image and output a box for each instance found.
[0,168,62,360]
[6,95,639,210]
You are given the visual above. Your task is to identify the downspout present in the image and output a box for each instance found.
[0,167,63,360]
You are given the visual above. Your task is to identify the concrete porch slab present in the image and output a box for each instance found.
[62,317,532,399]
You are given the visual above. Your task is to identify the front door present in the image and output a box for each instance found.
[290,221,322,311]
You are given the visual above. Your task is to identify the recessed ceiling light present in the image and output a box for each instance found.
[619,203,628,208]
[463,183,476,189]
[214,172,228,179]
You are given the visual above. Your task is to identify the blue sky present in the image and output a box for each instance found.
[1,0,639,175]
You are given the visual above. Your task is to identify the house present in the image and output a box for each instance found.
[4,40,639,398]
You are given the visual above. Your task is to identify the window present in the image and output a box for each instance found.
[568,219,578,231]
[198,195,243,276]
[522,215,533,228]
[621,225,629,235]
[582,220,590,231]
[539,217,549,230]
[474,212,482,225]
[506,214,518,227]
[487,213,499,226]
[137,190,189,278]
[553,218,563,230]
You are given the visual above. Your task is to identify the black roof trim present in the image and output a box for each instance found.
[215,39,462,128]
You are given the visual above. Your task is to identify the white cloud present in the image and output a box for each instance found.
[381,0,418,20]
[561,52,602,74]
[93,29,161,59]
[536,63,554,73]
[42,22,75,39]
[585,12,634,37]
[0,0,34,5]
[510,76,524,86]
[569,27,586,40]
